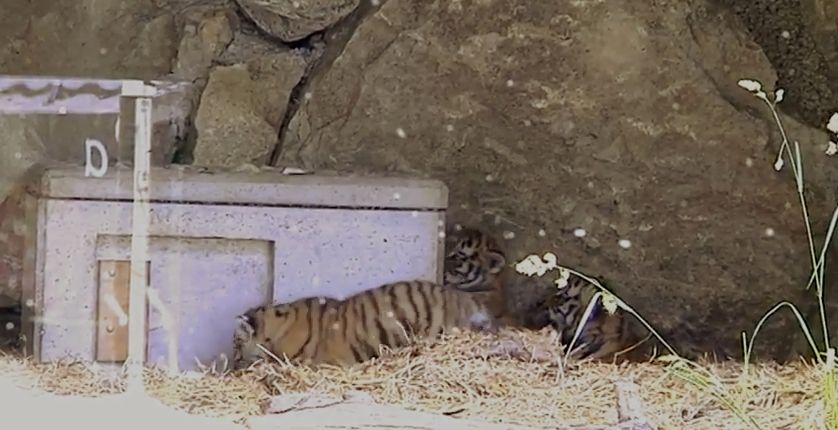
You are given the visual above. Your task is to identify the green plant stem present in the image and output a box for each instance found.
[762,97,831,351]
[743,301,823,365]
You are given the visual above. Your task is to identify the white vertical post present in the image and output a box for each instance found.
[122,80,155,395]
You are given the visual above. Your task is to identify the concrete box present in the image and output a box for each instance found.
[20,165,447,371]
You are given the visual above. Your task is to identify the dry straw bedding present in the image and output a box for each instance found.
[0,328,825,429]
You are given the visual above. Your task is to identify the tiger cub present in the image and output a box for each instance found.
[547,280,738,362]
[542,274,639,361]
[445,228,648,359]
[232,280,497,369]
[443,226,507,293]
[442,226,523,327]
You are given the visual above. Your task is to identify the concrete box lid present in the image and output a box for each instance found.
[37,165,448,210]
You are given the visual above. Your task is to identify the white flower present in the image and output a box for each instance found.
[827,113,838,134]
[515,255,542,276]
[737,79,762,93]
[515,253,558,277]
[774,89,785,103]
[555,268,570,289]
[774,157,784,171]
[601,291,619,314]
[542,252,558,268]
[827,141,838,156]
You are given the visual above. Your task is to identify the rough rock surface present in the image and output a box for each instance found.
[233,0,360,42]
[279,0,838,359]
[801,0,838,72]
[173,6,238,81]
[192,52,307,166]
[169,3,241,163]
[724,0,838,129]
[0,0,178,78]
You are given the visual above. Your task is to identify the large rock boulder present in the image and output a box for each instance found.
[173,5,239,82]
[233,0,359,42]
[192,51,308,167]
[278,0,838,359]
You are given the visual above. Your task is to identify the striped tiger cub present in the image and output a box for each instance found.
[443,226,507,293]
[444,225,641,360]
[544,274,734,362]
[542,274,638,361]
[232,279,497,369]
[442,226,527,328]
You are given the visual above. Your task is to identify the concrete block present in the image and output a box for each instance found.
[21,164,447,371]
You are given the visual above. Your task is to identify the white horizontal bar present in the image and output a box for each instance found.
[0,75,190,114]
[121,80,157,97]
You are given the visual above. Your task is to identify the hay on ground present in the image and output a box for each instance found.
[0,328,826,429]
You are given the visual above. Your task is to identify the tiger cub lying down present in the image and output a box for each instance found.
[232,280,499,368]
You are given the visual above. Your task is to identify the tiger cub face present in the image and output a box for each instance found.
[543,275,634,361]
[232,298,338,369]
[443,226,507,292]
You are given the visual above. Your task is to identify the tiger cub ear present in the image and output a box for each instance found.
[485,250,506,274]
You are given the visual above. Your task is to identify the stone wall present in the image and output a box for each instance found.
[2,0,837,360]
